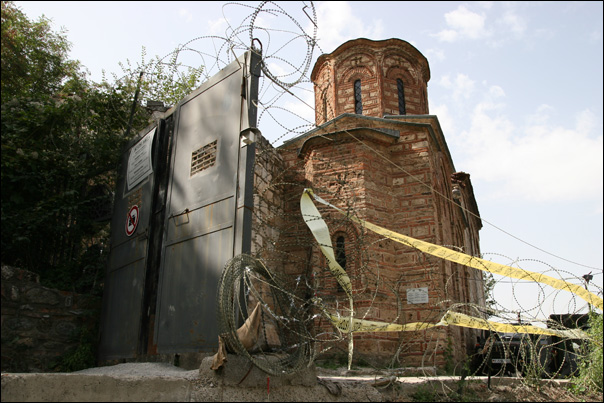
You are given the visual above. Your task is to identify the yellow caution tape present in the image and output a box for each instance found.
[322,308,588,339]
[300,189,356,369]
[325,312,441,333]
[301,189,603,311]
[300,191,353,299]
[439,311,588,339]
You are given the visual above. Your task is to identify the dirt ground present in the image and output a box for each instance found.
[387,381,603,402]
[315,367,603,402]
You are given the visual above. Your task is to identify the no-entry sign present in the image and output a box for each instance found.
[125,205,139,236]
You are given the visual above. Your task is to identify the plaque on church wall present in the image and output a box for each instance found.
[407,287,429,304]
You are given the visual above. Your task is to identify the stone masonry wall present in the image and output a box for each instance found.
[1,265,101,373]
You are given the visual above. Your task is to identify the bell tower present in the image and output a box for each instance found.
[311,38,431,126]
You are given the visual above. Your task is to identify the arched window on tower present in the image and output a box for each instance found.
[335,234,347,292]
[335,235,347,269]
[354,79,363,115]
[397,78,406,115]
[322,91,328,122]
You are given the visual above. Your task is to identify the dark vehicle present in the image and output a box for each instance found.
[471,329,552,377]
[547,313,590,378]
[469,313,599,379]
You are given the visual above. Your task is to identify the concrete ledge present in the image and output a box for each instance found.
[191,384,383,402]
[2,362,571,402]
[1,373,192,402]
[199,355,317,388]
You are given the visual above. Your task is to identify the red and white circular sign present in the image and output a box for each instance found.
[125,205,140,236]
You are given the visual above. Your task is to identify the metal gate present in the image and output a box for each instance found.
[98,121,165,360]
[99,49,261,360]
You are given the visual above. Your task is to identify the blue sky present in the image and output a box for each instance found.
[16,1,603,321]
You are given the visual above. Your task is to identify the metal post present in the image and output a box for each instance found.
[582,272,593,313]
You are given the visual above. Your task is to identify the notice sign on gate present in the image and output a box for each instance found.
[125,205,139,236]
[127,127,155,191]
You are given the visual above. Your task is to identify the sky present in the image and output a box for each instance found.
[15,1,603,322]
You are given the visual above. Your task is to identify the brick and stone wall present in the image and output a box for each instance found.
[269,38,485,369]
[312,38,431,125]
[1,265,101,372]
[275,113,485,368]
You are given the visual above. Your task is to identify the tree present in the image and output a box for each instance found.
[483,271,497,316]
[1,1,202,294]
[1,1,77,102]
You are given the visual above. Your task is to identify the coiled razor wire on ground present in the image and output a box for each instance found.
[217,253,315,376]
[106,0,602,382]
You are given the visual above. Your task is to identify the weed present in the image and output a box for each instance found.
[411,384,438,402]
[53,325,97,372]
[571,312,603,394]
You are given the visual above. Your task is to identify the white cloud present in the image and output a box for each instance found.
[207,17,228,36]
[434,4,529,46]
[526,104,554,126]
[434,29,459,43]
[315,1,384,52]
[284,90,316,124]
[488,85,505,98]
[178,8,193,24]
[431,104,456,136]
[440,75,452,88]
[434,5,488,42]
[458,104,603,203]
[574,109,598,135]
[425,48,446,63]
[439,73,476,102]
[499,10,526,38]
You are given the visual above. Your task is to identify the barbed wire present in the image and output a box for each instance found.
[107,0,602,386]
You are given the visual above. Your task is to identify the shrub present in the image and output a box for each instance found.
[571,312,603,394]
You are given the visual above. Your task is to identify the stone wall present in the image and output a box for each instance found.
[1,265,102,372]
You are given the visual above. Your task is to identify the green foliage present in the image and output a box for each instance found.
[571,312,603,394]
[411,384,438,402]
[1,1,203,294]
[1,1,78,102]
[110,46,204,108]
[315,353,349,370]
[54,325,98,372]
[483,271,497,316]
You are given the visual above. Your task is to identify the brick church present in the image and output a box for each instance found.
[251,38,486,369]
